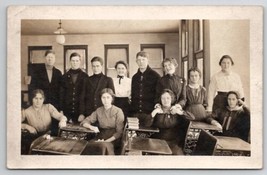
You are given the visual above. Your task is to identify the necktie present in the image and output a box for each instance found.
[117,75,124,84]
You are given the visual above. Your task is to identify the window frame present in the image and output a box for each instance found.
[104,44,129,77]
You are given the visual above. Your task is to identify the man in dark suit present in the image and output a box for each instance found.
[82,56,115,117]
[29,50,62,135]
[131,51,160,127]
[60,52,88,124]
[29,50,62,109]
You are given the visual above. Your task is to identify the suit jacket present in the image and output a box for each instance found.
[131,66,160,114]
[59,69,88,120]
[83,73,115,116]
[29,64,62,110]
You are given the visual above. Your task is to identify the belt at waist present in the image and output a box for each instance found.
[187,103,203,106]
[217,91,228,96]
[115,97,129,100]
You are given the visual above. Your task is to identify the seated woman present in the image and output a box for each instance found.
[21,89,67,154]
[151,89,192,155]
[207,91,250,142]
[80,88,124,155]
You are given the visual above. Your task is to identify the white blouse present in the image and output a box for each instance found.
[207,71,244,111]
[112,77,131,98]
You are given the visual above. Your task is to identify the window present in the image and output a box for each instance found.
[140,44,165,76]
[182,59,188,82]
[180,20,205,86]
[193,20,204,52]
[197,58,204,86]
[193,20,205,86]
[28,46,52,64]
[104,44,129,77]
[181,20,188,57]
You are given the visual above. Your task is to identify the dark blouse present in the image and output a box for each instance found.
[152,113,187,142]
[206,106,250,141]
[185,85,208,121]
[156,74,186,107]
[185,85,207,106]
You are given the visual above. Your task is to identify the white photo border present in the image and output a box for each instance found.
[7,6,263,169]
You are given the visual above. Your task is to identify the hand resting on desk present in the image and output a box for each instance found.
[82,123,100,133]
[211,120,223,132]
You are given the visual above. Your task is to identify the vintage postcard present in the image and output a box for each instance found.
[7,6,263,169]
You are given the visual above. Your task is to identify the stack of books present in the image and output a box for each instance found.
[127,117,139,129]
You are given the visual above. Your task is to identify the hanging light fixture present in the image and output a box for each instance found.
[54,19,67,45]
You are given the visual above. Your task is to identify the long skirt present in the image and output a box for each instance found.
[186,104,207,121]
[212,92,228,112]
[82,128,121,155]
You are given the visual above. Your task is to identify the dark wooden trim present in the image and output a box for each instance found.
[195,50,204,59]
[202,20,205,87]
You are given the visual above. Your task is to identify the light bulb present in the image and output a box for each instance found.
[56,35,65,45]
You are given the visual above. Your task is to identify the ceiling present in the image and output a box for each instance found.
[21,20,180,35]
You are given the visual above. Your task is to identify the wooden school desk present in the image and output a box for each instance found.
[58,123,97,140]
[214,136,250,156]
[30,135,88,155]
[125,137,172,155]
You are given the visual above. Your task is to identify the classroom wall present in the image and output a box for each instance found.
[206,20,250,106]
[21,33,179,91]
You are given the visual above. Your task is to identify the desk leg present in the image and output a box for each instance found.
[184,128,201,155]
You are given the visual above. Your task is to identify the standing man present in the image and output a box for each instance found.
[60,52,88,123]
[83,56,115,117]
[131,51,160,127]
[29,50,62,135]
[29,50,62,110]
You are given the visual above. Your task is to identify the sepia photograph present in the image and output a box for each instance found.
[7,6,263,169]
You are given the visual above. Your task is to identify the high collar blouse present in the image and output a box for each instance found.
[207,71,244,111]
[112,76,131,98]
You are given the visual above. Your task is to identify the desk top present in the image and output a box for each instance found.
[126,137,172,155]
[60,124,95,133]
[126,125,160,133]
[31,136,87,155]
[190,121,221,131]
[215,136,250,151]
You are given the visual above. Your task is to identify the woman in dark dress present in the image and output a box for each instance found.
[81,88,124,155]
[151,89,192,155]
[207,91,250,142]
[185,68,208,121]
[155,58,186,114]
